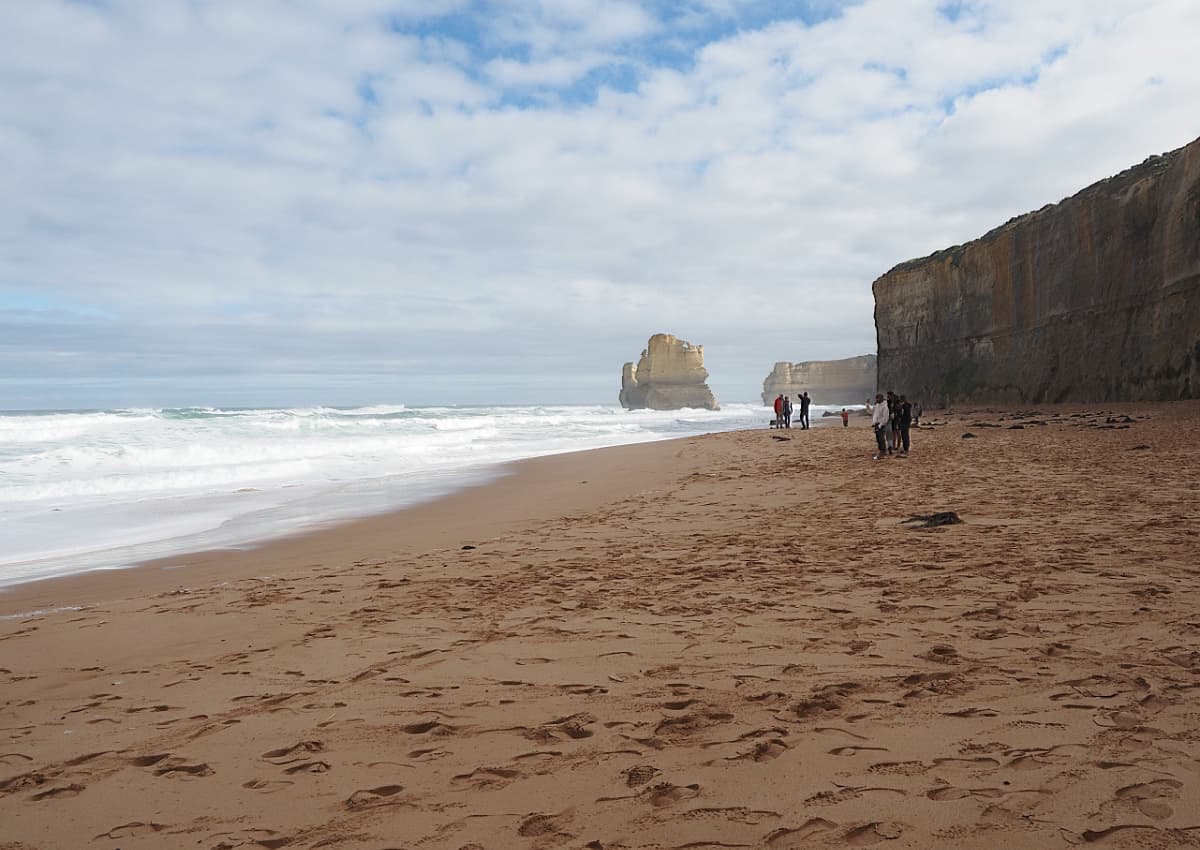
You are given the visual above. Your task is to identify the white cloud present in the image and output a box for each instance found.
[1,0,1197,405]
[484,53,607,88]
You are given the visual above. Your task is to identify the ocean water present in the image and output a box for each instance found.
[0,403,774,589]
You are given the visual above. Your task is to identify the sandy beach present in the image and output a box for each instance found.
[2,401,1199,850]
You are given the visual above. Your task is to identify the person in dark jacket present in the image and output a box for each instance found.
[898,395,913,454]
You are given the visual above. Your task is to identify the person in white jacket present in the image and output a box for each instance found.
[865,393,890,460]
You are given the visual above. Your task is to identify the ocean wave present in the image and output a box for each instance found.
[0,402,765,582]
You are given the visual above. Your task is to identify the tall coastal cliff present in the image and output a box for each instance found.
[761,355,876,405]
[619,333,719,411]
[874,136,1200,405]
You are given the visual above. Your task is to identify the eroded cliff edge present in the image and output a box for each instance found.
[874,136,1200,405]
[620,333,719,410]
[762,355,876,405]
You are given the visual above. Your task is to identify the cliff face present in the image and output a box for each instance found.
[620,333,719,410]
[874,136,1200,405]
[761,355,877,405]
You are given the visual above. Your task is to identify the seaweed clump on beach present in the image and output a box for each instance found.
[901,512,963,528]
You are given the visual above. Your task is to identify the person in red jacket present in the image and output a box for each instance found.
[772,394,784,428]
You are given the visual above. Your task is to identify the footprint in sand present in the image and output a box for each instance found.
[242,779,294,793]
[95,822,166,839]
[653,711,733,741]
[843,821,905,845]
[806,786,905,806]
[209,828,287,849]
[922,644,961,663]
[129,753,171,767]
[452,766,522,788]
[513,750,563,763]
[1111,778,1183,820]
[124,703,175,714]
[30,783,84,801]
[156,762,214,779]
[1071,824,1167,845]
[344,784,405,810]
[0,771,47,794]
[745,690,790,704]
[790,683,861,718]
[944,706,999,717]
[261,741,324,764]
[901,671,968,698]
[829,745,889,756]
[623,764,660,787]
[662,698,700,710]
[764,819,839,847]
[868,761,928,776]
[517,812,572,838]
[400,720,457,736]
[926,785,1006,801]
[642,781,701,807]
[742,738,790,762]
[62,750,112,767]
[524,713,595,743]
[283,761,330,774]
[720,734,787,763]
[931,756,1001,768]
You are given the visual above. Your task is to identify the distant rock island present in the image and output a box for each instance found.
[762,355,876,405]
[620,333,719,410]
[874,135,1200,405]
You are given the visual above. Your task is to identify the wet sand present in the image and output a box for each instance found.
[2,401,1199,849]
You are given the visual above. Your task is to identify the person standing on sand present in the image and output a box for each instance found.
[840,408,849,427]
[883,391,896,453]
[898,394,913,454]
[912,403,922,426]
[800,392,811,429]
[773,394,784,428]
[866,394,890,459]
[782,395,793,428]
[891,395,904,451]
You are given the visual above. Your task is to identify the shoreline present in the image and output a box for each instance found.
[0,403,775,598]
[3,400,1198,849]
[0,434,717,616]
[1,407,847,610]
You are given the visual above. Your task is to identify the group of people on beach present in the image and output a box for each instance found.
[772,392,811,429]
[865,391,918,460]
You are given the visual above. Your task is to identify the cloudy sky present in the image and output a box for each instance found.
[2,0,1197,408]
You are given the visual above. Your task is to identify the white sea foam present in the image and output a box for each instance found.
[0,402,770,588]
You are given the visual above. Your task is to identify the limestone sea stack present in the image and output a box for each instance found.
[761,355,876,405]
[874,135,1200,405]
[619,333,719,410]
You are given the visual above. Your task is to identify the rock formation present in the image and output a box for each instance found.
[619,334,719,410]
[761,355,876,405]
[874,136,1200,405]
